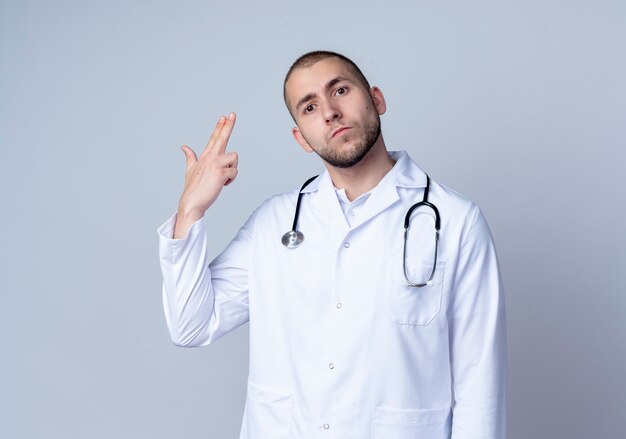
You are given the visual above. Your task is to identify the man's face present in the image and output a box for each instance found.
[285,57,386,168]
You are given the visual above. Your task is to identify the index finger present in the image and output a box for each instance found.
[212,112,236,156]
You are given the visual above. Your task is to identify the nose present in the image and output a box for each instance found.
[323,101,341,124]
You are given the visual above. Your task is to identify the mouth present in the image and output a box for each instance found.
[330,126,351,139]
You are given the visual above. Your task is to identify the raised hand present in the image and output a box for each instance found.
[174,113,239,239]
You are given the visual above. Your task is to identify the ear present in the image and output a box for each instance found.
[369,86,387,115]
[292,127,314,153]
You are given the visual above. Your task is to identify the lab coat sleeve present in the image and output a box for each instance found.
[448,205,507,438]
[157,209,256,347]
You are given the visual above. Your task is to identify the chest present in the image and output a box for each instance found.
[250,200,451,330]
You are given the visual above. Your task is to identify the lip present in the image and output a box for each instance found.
[330,126,351,139]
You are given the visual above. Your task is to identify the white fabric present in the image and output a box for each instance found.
[157,150,507,439]
[334,186,371,227]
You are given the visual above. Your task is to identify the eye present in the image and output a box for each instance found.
[335,86,348,96]
[304,104,315,114]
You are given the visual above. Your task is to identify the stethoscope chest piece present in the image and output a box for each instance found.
[281,230,304,249]
[281,174,319,250]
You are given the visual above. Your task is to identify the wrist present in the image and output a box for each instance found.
[177,203,205,224]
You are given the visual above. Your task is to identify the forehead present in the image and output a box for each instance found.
[285,57,358,107]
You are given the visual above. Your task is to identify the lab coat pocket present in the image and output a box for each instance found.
[244,378,293,439]
[385,261,445,326]
[373,406,450,439]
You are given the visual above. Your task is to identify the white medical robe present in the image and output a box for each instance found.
[157,150,507,438]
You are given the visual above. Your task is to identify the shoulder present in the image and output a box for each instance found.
[425,178,491,244]
[254,173,322,218]
[397,173,479,223]
[394,150,478,221]
[255,187,301,216]
[244,183,309,233]
[431,179,477,216]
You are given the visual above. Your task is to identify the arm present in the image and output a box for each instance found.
[448,206,507,438]
[157,112,246,347]
[158,208,255,347]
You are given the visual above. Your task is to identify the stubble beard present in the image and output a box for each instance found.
[313,114,381,169]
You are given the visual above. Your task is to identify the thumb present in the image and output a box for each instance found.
[181,145,197,171]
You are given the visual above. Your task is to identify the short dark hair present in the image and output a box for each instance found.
[283,50,371,117]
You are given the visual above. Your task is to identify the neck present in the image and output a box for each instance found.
[324,136,395,201]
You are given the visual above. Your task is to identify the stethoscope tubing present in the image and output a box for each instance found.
[282,173,441,288]
[281,175,319,249]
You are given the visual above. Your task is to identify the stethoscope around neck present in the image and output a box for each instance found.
[281,174,441,288]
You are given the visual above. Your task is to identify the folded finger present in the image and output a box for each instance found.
[215,151,238,168]
[223,167,238,186]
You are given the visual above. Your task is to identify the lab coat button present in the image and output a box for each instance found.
[328,362,335,369]
[336,302,342,309]
[323,423,330,429]
[343,242,350,248]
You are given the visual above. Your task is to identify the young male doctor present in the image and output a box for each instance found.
[157,51,507,439]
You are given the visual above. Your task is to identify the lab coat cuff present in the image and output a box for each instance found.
[157,212,205,250]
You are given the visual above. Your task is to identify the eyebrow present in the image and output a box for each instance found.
[295,76,351,111]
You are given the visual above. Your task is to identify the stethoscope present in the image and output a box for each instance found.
[281,174,441,288]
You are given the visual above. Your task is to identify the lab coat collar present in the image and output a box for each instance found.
[389,150,428,189]
[301,150,428,230]
[300,150,427,194]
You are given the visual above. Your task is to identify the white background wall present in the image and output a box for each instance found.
[1,0,625,437]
